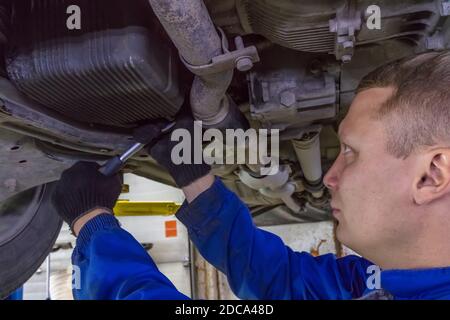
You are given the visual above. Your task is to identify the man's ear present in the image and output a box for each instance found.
[413,150,450,205]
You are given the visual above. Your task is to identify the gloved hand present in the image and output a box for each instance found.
[134,113,211,188]
[52,161,123,232]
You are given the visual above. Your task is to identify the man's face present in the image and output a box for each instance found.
[323,88,420,259]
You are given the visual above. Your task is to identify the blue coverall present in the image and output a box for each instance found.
[72,177,450,300]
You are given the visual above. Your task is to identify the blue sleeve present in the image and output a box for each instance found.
[176,177,373,300]
[71,214,190,300]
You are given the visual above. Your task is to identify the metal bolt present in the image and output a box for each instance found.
[234,36,254,72]
[341,54,352,63]
[236,57,254,72]
[343,40,354,49]
[280,91,296,107]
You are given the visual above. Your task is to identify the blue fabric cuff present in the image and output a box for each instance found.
[76,213,121,251]
[176,177,231,229]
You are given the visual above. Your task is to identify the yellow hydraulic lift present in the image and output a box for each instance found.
[113,201,181,217]
[113,181,182,216]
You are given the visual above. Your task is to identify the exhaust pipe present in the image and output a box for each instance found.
[149,0,248,129]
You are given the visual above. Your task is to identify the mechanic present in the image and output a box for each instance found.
[52,50,450,300]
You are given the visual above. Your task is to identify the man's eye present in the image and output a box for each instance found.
[342,144,353,155]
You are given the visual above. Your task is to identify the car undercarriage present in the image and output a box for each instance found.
[1,0,449,298]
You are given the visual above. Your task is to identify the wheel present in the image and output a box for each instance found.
[0,182,62,299]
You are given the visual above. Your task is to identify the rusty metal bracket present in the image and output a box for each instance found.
[329,1,362,63]
[180,29,260,76]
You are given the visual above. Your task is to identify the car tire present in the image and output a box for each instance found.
[0,182,62,299]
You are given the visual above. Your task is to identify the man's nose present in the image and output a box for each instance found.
[323,156,343,191]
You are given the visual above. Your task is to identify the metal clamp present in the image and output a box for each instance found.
[180,29,260,76]
[329,2,362,63]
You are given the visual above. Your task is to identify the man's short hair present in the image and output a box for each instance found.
[356,50,450,158]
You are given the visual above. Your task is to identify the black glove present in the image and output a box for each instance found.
[133,119,173,145]
[52,161,123,232]
[134,113,211,188]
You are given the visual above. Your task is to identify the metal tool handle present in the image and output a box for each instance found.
[119,143,145,163]
[98,156,124,177]
[99,121,176,177]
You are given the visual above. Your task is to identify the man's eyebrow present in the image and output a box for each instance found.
[337,125,343,139]
[338,129,351,144]
[337,123,351,142]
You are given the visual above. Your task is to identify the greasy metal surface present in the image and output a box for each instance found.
[7,0,183,127]
[149,0,236,126]
[0,77,173,202]
[0,127,177,204]
[355,0,440,46]
[239,0,342,53]
[149,0,222,66]
[0,129,74,203]
[0,77,131,154]
[248,49,337,129]
[206,0,441,59]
